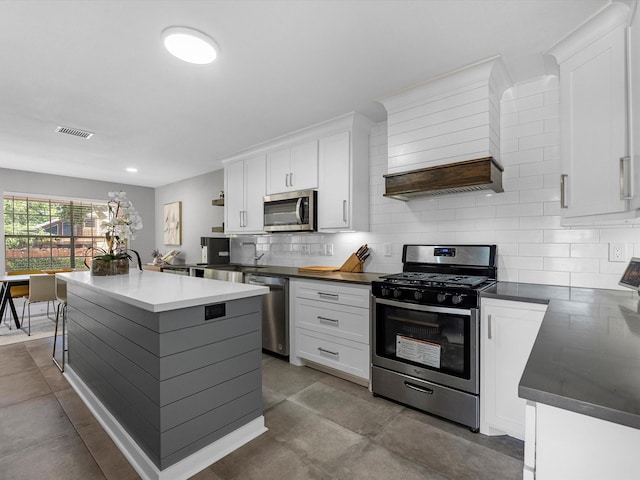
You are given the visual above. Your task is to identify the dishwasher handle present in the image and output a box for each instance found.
[245,274,287,288]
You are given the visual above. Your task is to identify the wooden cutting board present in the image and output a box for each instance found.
[297,266,340,272]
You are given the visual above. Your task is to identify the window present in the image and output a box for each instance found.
[3,195,109,272]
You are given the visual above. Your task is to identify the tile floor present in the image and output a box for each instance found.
[0,337,524,480]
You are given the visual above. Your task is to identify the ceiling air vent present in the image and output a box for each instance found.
[55,125,94,139]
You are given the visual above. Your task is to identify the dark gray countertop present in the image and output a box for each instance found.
[220,265,384,285]
[483,282,640,430]
[165,263,384,285]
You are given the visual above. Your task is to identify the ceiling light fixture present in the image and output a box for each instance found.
[161,26,218,64]
[126,167,138,173]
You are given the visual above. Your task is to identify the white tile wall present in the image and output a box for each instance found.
[232,75,640,290]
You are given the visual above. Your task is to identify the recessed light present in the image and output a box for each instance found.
[161,26,218,64]
[126,167,138,173]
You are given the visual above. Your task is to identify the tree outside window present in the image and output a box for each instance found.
[3,195,109,272]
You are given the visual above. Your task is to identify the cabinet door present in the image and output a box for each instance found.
[481,300,546,440]
[266,147,290,194]
[318,131,350,230]
[243,155,266,232]
[290,140,318,191]
[224,160,245,233]
[561,25,627,220]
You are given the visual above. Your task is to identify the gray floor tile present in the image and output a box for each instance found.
[261,358,326,398]
[264,400,365,475]
[40,362,71,392]
[0,343,38,377]
[262,386,286,411]
[188,467,224,480]
[402,407,525,460]
[55,386,98,429]
[0,430,106,480]
[0,367,51,408]
[77,422,141,480]
[25,335,57,368]
[332,439,449,480]
[375,412,523,480]
[211,430,331,480]
[0,393,75,459]
[290,381,403,438]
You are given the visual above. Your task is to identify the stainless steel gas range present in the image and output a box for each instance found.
[371,244,497,431]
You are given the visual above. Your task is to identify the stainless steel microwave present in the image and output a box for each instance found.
[263,189,317,232]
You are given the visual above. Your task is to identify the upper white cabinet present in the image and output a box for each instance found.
[480,298,547,441]
[221,112,374,233]
[549,3,636,225]
[223,154,266,234]
[266,140,318,194]
[318,113,374,232]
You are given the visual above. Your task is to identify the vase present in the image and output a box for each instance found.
[91,258,130,276]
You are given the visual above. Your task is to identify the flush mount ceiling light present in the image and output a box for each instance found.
[126,167,138,173]
[161,26,218,64]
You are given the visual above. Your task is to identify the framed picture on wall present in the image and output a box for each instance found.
[163,201,182,245]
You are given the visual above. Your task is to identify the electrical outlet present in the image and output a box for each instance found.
[325,244,334,256]
[609,242,626,262]
[383,243,392,257]
[301,244,310,255]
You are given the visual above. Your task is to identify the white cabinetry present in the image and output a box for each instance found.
[223,154,266,234]
[480,298,547,440]
[525,402,640,480]
[266,140,318,194]
[318,113,373,232]
[290,278,371,383]
[549,3,636,225]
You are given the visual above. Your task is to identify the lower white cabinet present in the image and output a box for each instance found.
[480,298,547,440]
[290,278,371,383]
[526,402,640,480]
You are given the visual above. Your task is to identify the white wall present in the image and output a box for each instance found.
[154,170,224,265]
[0,167,155,270]
[235,75,640,290]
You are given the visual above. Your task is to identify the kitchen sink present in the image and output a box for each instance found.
[203,264,266,283]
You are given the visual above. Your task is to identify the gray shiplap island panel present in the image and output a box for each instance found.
[59,270,267,475]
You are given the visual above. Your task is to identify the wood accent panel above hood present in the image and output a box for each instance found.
[383,157,504,201]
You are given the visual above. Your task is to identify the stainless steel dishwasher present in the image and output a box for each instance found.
[244,273,289,356]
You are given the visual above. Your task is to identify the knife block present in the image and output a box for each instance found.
[339,253,364,273]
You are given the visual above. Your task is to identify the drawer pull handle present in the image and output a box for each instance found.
[488,314,492,340]
[317,347,339,357]
[318,316,339,325]
[404,382,433,394]
[318,292,339,300]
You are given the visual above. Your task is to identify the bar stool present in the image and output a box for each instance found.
[52,277,67,372]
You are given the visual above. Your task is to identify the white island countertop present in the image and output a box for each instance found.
[58,270,269,313]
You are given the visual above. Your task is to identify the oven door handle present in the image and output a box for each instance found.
[374,297,471,316]
[404,382,434,395]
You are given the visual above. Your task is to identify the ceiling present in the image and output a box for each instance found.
[0,0,610,188]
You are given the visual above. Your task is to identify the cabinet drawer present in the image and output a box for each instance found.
[296,329,370,381]
[296,299,369,344]
[294,279,370,309]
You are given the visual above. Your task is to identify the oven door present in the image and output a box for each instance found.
[372,297,479,394]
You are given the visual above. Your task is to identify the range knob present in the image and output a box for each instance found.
[393,289,402,298]
[380,287,390,297]
[436,292,448,303]
[451,294,464,305]
[413,290,423,301]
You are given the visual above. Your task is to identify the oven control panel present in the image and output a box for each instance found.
[372,283,479,309]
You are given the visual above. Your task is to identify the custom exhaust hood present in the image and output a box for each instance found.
[378,56,512,200]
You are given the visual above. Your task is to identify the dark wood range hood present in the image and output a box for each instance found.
[383,157,504,201]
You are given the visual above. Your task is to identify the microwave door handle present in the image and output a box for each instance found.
[296,197,303,224]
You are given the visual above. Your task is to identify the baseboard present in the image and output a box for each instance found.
[64,366,267,480]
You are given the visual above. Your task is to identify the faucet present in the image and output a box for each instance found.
[242,242,265,266]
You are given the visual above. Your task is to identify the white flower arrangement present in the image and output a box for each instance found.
[102,191,143,257]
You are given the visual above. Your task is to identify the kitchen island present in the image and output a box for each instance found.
[57,270,269,480]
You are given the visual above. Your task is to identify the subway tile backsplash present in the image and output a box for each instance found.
[231,75,640,290]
